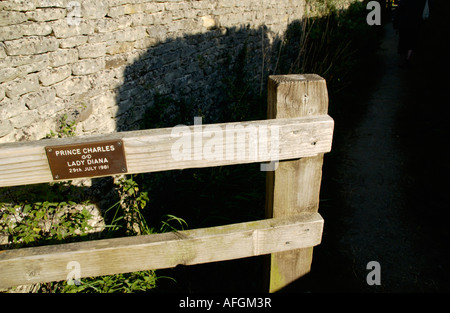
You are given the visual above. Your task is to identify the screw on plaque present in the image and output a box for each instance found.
[54,175,60,179]
[48,148,53,153]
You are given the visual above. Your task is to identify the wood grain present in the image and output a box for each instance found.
[0,116,333,187]
[0,213,323,289]
[265,74,330,292]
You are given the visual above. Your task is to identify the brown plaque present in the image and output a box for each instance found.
[45,139,127,180]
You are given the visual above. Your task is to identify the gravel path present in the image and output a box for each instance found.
[288,20,450,293]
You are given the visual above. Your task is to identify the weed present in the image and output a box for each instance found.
[53,270,159,293]
[104,176,188,236]
[47,176,187,293]
[0,176,187,293]
[46,114,77,138]
[277,0,382,97]
[0,184,93,248]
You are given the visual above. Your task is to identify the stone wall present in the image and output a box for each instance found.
[0,0,307,143]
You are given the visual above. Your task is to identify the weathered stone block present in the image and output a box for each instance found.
[168,2,191,20]
[0,120,13,138]
[3,36,58,56]
[106,42,135,55]
[0,24,24,41]
[5,74,40,98]
[51,19,94,39]
[77,43,106,59]
[88,32,116,44]
[94,19,117,33]
[153,11,172,25]
[105,54,128,69]
[7,54,48,68]
[10,110,37,128]
[69,100,93,123]
[167,19,186,33]
[192,0,211,10]
[59,35,89,48]
[0,0,36,11]
[16,57,48,76]
[143,2,164,13]
[114,26,148,43]
[0,11,27,27]
[130,13,154,26]
[116,15,134,30]
[146,25,168,42]
[88,68,117,90]
[93,16,132,33]
[22,87,56,110]
[0,67,19,83]
[21,22,53,36]
[25,8,66,22]
[134,37,158,50]
[12,118,55,142]
[35,0,67,8]
[108,4,143,18]
[0,96,28,119]
[82,114,116,133]
[93,90,116,110]
[39,65,72,86]
[201,16,218,29]
[36,96,65,116]
[81,0,108,19]
[0,44,6,59]
[55,75,91,97]
[49,49,79,67]
[72,58,105,75]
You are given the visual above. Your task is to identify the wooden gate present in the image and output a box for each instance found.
[0,74,333,292]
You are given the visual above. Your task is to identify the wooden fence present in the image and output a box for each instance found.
[0,74,333,292]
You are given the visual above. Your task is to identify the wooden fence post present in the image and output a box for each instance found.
[265,74,329,292]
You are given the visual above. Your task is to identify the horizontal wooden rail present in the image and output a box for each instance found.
[0,115,333,187]
[0,213,323,289]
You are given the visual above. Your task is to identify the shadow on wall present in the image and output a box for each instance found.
[114,24,280,132]
[114,1,382,133]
